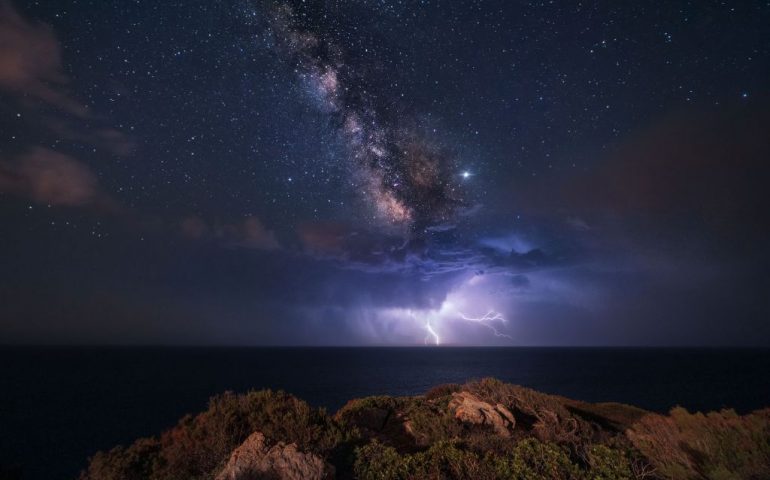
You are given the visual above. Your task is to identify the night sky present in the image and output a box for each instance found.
[1,0,768,346]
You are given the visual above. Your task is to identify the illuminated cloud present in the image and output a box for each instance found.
[358,274,516,345]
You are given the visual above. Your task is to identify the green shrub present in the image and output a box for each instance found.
[408,441,488,479]
[355,440,491,480]
[338,395,403,414]
[424,383,462,400]
[355,437,590,480]
[626,407,770,480]
[404,398,462,446]
[490,438,582,480]
[585,444,633,480]
[335,395,403,432]
[79,438,162,480]
[354,440,410,480]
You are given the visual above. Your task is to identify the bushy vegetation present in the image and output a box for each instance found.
[627,407,770,479]
[353,440,488,480]
[424,383,462,400]
[353,437,635,480]
[81,438,162,480]
[583,444,635,480]
[80,378,770,480]
[80,389,348,480]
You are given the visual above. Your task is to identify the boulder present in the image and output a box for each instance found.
[216,432,332,480]
[449,391,515,437]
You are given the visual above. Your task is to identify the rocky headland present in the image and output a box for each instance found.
[80,378,770,479]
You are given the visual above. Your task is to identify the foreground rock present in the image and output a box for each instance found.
[448,391,516,437]
[216,432,332,480]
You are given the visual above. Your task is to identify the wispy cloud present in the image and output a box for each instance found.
[179,215,281,251]
[0,1,89,117]
[0,147,114,208]
[0,1,132,213]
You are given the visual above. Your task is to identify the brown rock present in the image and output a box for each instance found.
[449,391,515,437]
[216,432,333,480]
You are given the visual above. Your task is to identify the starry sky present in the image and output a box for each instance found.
[1,0,768,345]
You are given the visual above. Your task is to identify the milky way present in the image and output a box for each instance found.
[265,3,466,233]
[1,0,768,348]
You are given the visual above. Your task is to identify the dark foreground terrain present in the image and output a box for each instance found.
[79,378,770,480]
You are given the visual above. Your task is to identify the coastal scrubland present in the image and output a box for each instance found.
[81,378,770,480]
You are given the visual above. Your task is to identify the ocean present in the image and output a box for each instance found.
[1,347,769,479]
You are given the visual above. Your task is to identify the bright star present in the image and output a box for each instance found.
[461,171,471,179]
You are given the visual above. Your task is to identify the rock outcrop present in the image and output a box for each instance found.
[216,432,332,480]
[448,391,516,437]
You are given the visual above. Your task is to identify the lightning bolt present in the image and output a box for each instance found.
[458,310,512,340]
[425,320,440,345]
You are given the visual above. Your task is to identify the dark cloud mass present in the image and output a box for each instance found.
[0,0,769,345]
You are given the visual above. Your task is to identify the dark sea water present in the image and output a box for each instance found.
[1,347,770,479]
